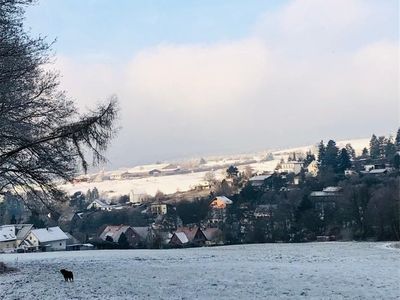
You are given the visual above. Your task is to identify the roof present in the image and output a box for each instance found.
[132,227,150,239]
[249,175,271,181]
[323,186,342,193]
[15,224,33,240]
[100,225,131,242]
[0,225,16,242]
[368,168,388,174]
[175,227,201,242]
[202,228,222,241]
[174,232,189,244]
[213,196,233,205]
[31,227,69,243]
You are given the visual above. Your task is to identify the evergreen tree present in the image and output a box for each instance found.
[369,134,380,159]
[10,214,16,224]
[361,147,369,158]
[324,140,339,170]
[338,148,352,172]
[92,187,100,200]
[317,141,325,163]
[395,128,400,150]
[226,165,239,178]
[345,143,356,160]
[384,138,396,160]
[378,136,386,158]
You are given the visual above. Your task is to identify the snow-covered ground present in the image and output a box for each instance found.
[0,242,399,299]
[59,170,227,198]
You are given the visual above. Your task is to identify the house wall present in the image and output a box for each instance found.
[0,240,17,251]
[45,240,67,251]
[26,232,40,248]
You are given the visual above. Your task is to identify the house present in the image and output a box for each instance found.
[23,226,69,251]
[174,226,207,246]
[278,161,303,175]
[208,196,233,224]
[0,225,17,252]
[129,190,149,205]
[131,226,151,246]
[307,160,319,177]
[210,196,233,209]
[169,232,189,247]
[310,187,343,213]
[0,224,34,252]
[150,203,170,215]
[65,232,93,251]
[87,199,124,211]
[249,175,271,188]
[202,228,224,246]
[99,225,147,248]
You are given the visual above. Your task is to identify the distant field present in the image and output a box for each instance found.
[0,242,398,299]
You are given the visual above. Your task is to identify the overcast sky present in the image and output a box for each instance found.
[26,0,399,169]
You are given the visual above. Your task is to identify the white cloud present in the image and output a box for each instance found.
[55,0,399,168]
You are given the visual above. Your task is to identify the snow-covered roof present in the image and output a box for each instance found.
[0,225,16,242]
[323,187,342,193]
[15,224,33,240]
[214,196,233,205]
[31,227,69,243]
[368,168,388,174]
[100,225,131,242]
[174,232,189,244]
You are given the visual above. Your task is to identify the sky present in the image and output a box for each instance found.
[25,0,399,169]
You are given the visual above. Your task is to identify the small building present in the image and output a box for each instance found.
[150,203,170,215]
[99,225,148,248]
[87,199,124,211]
[129,190,149,205]
[202,228,224,246]
[249,175,271,188]
[307,160,319,177]
[174,227,207,246]
[169,232,189,247]
[24,227,69,251]
[210,196,233,209]
[310,187,342,213]
[279,162,303,175]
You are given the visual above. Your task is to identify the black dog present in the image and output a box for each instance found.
[60,269,74,282]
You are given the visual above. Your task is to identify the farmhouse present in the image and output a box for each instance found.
[24,226,69,251]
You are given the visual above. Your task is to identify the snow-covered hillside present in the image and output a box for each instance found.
[59,137,369,198]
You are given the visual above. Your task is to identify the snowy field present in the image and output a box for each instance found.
[0,242,399,299]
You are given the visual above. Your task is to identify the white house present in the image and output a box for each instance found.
[0,225,17,252]
[24,226,69,251]
[307,160,319,177]
[129,190,149,205]
[279,161,303,175]
[0,224,33,252]
[86,199,124,211]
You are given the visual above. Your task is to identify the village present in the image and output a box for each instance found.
[1,133,398,253]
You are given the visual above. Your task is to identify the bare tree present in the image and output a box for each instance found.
[0,0,119,204]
